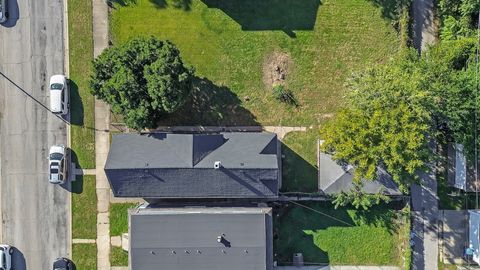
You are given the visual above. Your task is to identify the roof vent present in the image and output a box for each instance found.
[214,161,222,169]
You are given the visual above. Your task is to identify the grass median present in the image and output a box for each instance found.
[72,175,97,239]
[72,243,97,270]
[68,0,95,169]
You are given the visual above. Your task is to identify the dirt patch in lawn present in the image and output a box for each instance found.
[263,51,292,88]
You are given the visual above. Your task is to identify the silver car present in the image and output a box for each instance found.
[0,0,8,24]
[49,145,67,184]
[0,244,13,270]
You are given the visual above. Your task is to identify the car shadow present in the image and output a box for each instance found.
[11,247,27,270]
[1,0,19,28]
[61,148,83,193]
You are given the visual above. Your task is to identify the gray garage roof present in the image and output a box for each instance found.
[105,133,280,198]
[129,207,273,270]
[319,153,401,195]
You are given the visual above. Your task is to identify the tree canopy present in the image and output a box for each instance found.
[321,38,479,198]
[90,37,194,130]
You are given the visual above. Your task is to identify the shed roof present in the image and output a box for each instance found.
[319,153,401,195]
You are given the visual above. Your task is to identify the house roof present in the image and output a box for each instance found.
[319,153,401,195]
[105,133,280,198]
[129,207,273,270]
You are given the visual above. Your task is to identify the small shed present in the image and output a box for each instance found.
[318,152,401,195]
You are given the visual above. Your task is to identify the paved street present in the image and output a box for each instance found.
[0,0,69,269]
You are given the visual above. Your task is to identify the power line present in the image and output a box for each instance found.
[475,11,480,209]
[287,201,355,227]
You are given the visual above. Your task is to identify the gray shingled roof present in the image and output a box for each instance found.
[129,207,273,270]
[105,133,280,198]
[319,153,401,195]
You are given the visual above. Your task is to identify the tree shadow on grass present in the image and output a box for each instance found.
[158,76,259,126]
[350,204,401,234]
[171,0,191,11]
[109,0,137,6]
[69,80,84,127]
[368,0,398,20]
[280,143,318,193]
[109,0,184,9]
[201,0,321,37]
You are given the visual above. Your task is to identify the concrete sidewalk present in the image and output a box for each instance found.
[92,0,110,270]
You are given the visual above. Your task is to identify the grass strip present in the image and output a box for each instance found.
[72,175,97,239]
[72,244,97,270]
[68,0,95,168]
[110,246,129,266]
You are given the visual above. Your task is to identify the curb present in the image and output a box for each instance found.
[63,0,72,259]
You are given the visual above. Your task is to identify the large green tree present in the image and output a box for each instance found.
[321,50,433,192]
[322,38,479,198]
[90,37,194,130]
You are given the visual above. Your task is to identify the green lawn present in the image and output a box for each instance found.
[72,175,97,239]
[274,202,408,265]
[110,246,129,266]
[72,244,97,270]
[110,0,399,126]
[68,0,95,168]
[110,203,138,236]
[281,129,320,193]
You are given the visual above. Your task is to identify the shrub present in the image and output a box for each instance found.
[272,84,298,107]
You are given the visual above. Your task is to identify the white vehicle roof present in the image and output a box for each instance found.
[50,89,62,113]
[49,75,66,85]
[49,145,65,155]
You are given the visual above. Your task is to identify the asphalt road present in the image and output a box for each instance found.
[0,0,70,269]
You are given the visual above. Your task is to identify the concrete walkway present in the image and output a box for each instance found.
[148,125,307,140]
[411,0,438,267]
[92,0,110,269]
[72,239,96,244]
[411,151,439,270]
[412,0,437,52]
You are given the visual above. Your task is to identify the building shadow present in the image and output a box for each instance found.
[272,202,356,265]
[201,0,321,37]
[1,0,19,28]
[280,143,318,193]
[158,76,259,126]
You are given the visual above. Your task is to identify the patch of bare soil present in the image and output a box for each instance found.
[263,51,292,88]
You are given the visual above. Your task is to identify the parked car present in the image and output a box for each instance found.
[49,145,67,184]
[0,244,13,270]
[0,0,8,24]
[49,75,69,115]
[53,257,72,270]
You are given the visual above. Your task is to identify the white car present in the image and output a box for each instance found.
[49,75,69,115]
[0,244,13,270]
[49,145,67,184]
[0,0,8,24]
